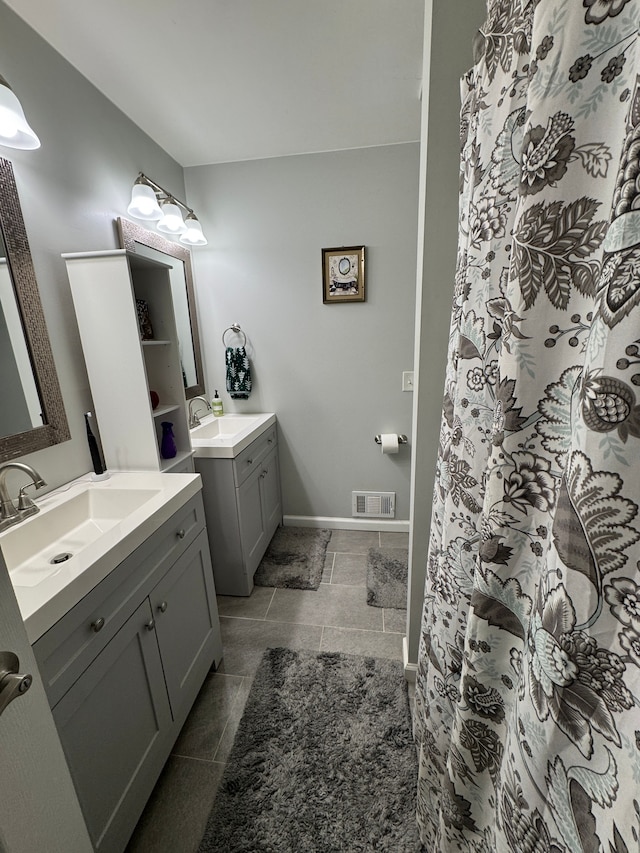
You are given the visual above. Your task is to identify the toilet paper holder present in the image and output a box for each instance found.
[374,434,407,445]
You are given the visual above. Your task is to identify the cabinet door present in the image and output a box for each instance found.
[260,447,282,538]
[237,464,267,574]
[152,531,222,727]
[53,599,172,853]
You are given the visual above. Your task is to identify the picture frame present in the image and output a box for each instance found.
[322,246,365,304]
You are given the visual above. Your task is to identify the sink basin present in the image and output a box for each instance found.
[190,413,276,458]
[190,415,261,440]
[4,487,160,587]
[2,471,204,643]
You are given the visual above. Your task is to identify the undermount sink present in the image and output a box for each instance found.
[190,412,275,458]
[3,487,160,587]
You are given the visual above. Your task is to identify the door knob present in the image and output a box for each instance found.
[0,651,32,717]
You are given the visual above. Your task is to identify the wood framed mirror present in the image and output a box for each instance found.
[0,157,70,462]
[116,217,205,400]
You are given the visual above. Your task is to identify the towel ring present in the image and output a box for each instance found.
[222,323,246,347]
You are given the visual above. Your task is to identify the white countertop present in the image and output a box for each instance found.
[190,412,276,458]
[1,471,202,643]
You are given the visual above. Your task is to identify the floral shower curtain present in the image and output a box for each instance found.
[414,1,640,850]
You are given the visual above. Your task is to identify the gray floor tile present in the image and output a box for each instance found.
[216,586,274,619]
[383,607,407,634]
[321,551,335,583]
[172,673,244,761]
[213,676,253,763]
[216,615,323,677]
[126,755,224,853]
[266,584,383,631]
[320,626,404,661]
[380,531,410,548]
[328,528,380,553]
[331,552,368,586]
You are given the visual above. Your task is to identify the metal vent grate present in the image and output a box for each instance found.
[352,491,395,518]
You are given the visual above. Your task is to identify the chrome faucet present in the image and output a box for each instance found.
[188,395,211,429]
[0,462,47,533]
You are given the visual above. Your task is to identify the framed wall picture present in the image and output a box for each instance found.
[322,246,365,303]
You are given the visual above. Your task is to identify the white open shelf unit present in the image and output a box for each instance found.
[64,249,192,474]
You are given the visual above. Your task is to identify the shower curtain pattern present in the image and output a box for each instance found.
[414,1,640,850]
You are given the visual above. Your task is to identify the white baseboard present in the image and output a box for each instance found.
[282,514,410,533]
[403,636,417,683]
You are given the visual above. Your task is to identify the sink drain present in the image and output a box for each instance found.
[51,552,73,564]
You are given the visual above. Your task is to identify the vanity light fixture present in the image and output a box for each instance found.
[0,75,40,150]
[126,173,207,245]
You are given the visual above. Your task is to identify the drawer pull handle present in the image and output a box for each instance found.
[246,458,253,465]
[145,618,155,631]
[91,617,105,633]
[176,529,186,539]
[158,601,168,613]
[268,438,273,444]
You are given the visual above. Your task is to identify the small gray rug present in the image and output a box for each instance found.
[253,526,331,590]
[366,547,408,610]
[198,647,421,853]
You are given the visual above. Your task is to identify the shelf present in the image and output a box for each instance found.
[141,339,171,346]
[153,403,181,419]
[160,450,194,473]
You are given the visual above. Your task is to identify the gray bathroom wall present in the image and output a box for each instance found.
[185,143,420,522]
[0,2,185,492]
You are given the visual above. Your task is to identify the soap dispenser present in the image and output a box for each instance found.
[212,390,224,417]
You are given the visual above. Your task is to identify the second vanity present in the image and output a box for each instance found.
[191,412,282,596]
[2,471,222,853]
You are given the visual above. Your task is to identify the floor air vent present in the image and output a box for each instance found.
[352,491,396,518]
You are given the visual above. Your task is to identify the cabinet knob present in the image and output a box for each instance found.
[145,618,156,631]
[91,617,105,633]
[176,528,186,539]
[157,601,168,613]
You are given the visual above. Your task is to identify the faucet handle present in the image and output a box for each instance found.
[17,486,36,511]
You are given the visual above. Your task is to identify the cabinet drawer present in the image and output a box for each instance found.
[33,493,206,708]
[232,426,277,487]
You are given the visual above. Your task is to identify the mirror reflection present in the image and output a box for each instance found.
[0,156,70,462]
[0,226,43,436]
[117,218,205,399]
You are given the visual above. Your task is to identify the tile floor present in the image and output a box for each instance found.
[126,528,409,853]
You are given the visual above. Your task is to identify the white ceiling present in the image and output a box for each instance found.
[5,0,424,167]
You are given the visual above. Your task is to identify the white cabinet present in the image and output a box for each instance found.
[64,250,192,473]
[195,425,282,596]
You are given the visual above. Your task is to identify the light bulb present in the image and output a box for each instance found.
[180,215,207,246]
[127,183,162,220]
[157,202,186,234]
[0,78,40,150]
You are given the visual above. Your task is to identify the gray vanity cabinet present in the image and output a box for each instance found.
[151,530,218,716]
[32,493,222,853]
[52,598,172,853]
[196,425,282,596]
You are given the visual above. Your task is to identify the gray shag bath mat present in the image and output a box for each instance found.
[198,647,420,853]
[366,547,408,610]
[253,526,331,590]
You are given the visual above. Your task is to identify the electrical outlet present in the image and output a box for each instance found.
[402,371,414,392]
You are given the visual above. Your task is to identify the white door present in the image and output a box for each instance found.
[0,554,92,853]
